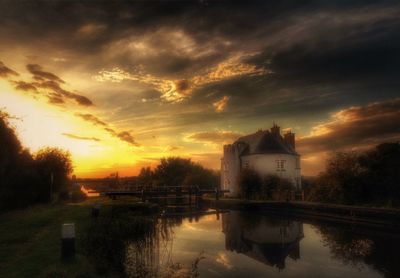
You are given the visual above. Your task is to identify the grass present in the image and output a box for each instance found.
[0,196,149,278]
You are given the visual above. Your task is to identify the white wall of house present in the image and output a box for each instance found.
[241,153,301,190]
[222,147,302,197]
[221,144,242,197]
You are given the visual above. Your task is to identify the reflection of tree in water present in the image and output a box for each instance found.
[316,225,400,278]
[85,209,205,277]
[125,217,181,277]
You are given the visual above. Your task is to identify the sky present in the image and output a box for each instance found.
[0,0,399,177]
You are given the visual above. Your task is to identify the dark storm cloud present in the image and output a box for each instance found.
[297,99,400,154]
[0,61,19,78]
[1,1,399,84]
[62,133,100,142]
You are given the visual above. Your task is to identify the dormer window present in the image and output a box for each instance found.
[276,160,286,171]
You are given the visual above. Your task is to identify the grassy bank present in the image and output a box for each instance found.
[0,197,152,278]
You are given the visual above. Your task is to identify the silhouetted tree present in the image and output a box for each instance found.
[0,111,73,210]
[35,147,73,202]
[308,142,400,206]
[137,167,154,188]
[152,157,218,189]
[309,152,363,204]
[359,142,400,205]
[183,163,219,189]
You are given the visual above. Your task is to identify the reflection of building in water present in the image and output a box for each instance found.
[222,211,304,269]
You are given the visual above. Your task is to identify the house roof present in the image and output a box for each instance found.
[235,130,298,156]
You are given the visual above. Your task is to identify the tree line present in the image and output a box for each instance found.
[0,111,72,211]
[136,157,219,189]
[307,142,400,206]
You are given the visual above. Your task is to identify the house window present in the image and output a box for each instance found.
[244,161,249,169]
[276,160,286,171]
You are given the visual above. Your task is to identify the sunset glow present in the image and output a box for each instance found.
[1,1,399,178]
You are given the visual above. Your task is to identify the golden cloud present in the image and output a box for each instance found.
[298,98,400,154]
[6,63,93,106]
[94,52,268,102]
[75,113,140,147]
[213,96,230,112]
[0,61,19,78]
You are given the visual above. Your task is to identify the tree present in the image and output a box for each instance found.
[359,142,400,205]
[238,168,262,199]
[34,147,73,202]
[151,157,218,189]
[0,112,39,210]
[308,143,400,206]
[309,151,363,204]
[182,164,219,189]
[137,167,154,188]
[262,174,293,201]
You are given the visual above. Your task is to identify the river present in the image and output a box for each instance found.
[122,210,399,278]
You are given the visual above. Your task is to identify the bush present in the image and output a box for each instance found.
[238,169,294,200]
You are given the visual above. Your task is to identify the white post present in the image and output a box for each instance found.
[61,223,75,259]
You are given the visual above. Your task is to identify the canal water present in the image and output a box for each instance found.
[124,210,399,278]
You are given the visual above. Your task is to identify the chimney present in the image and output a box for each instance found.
[284,131,295,150]
[270,123,280,136]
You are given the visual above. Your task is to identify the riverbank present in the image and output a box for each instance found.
[0,197,156,278]
[204,198,400,231]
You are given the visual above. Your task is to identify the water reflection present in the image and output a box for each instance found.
[222,211,303,269]
[88,209,400,277]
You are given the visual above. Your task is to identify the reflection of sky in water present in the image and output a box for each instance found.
[168,212,383,278]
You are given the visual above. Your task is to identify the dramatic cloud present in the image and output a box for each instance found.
[75,113,139,147]
[0,61,18,78]
[62,133,100,142]
[94,52,267,102]
[8,64,93,106]
[213,96,230,112]
[33,79,93,106]
[186,131,243,145]
[26,64,64,83]
[298,99,400,155]
[1,1,400,176]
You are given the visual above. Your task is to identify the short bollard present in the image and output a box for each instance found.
[61,223,75,260]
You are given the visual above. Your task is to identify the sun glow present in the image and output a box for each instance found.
[0,81,144,178]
